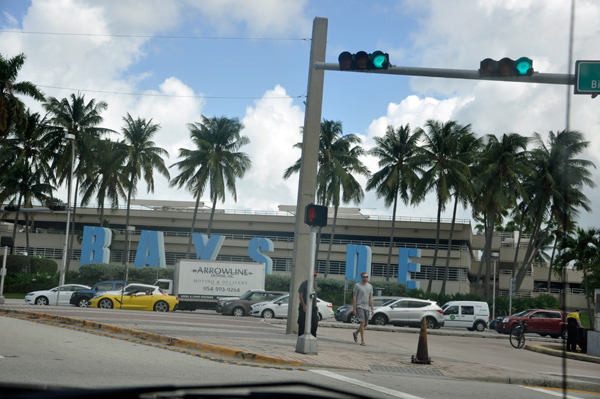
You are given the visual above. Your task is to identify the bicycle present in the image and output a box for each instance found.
[509,322,527,349]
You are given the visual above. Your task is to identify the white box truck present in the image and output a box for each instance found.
[155,259,266,311]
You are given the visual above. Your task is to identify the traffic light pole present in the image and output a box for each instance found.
[313,62,575,85]
[285,17,327,335]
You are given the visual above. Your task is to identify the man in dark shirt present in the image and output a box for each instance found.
[298,270,319,337]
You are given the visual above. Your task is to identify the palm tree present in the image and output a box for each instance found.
[412,120,473,293]
[557,227,599,329]
[0,52,45,140]
[284,120,369,278]
[0,109,53,254]
[366,124,423,281]
[80,139,127,227]
[514,130,595,292]
[0,157,53,271]
[170,116,250,258]
[439,131,481,295]
[473,133,531,299]
[44,94,114,272]
[119,113,170,268]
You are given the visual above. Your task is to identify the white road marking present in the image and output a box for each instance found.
[310,369,424,399]
[521,386,583,398]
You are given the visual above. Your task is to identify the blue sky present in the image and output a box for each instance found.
[2,0,600,229]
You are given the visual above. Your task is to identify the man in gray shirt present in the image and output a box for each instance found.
[352,271,373,346]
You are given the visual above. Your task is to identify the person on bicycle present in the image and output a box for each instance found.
[566,310,582,352]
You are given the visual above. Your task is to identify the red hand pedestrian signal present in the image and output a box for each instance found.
[304,204,327,227]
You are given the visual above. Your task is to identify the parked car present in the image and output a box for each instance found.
[370,297,444,329]
[250,294,334,321]
[495,309,567,339]
[335,296,400,324]
[70,280,139,308]
[488,316,503,331]
[441,301,490,331]
[25,284,91,306]
[215,289,265,313]
[221,290,287,317]
[88,283,178,312]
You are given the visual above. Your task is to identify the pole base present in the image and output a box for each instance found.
[0,295,5,304]
[296,333,318,354]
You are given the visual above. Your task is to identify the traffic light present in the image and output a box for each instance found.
[338,51,390,71]
[49,205,66,211]
[304,204,328,227]
[3,205,20,212]
[479,57,533,77]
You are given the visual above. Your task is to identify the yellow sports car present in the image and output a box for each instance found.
[89,283,178,312]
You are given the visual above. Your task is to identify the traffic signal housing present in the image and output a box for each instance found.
[49,205,66,211]
[479,57,533,77]
[338,51,390,71]
[3,205,20,212]
[304,204,328,227]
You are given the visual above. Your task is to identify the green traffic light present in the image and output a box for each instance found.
[515,57,533,75]
[371,52,386,69]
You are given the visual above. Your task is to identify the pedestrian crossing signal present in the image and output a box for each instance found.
[304,204,328,227]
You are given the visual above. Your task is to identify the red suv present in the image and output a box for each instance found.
[496,309,567,339]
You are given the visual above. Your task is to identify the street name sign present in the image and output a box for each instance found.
[574,60,600,95]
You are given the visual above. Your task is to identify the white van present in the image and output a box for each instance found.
[441,301,489,332]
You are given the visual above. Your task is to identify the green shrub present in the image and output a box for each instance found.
[0,255,57,274]
[77,263,173,286]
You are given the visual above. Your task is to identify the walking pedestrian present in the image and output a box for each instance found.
[566,309,582,352]
[298,270,319,337]
[352,272,373,346]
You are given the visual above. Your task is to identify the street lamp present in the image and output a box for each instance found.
[56,133,75,306]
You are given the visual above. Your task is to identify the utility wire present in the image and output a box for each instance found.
[1,30,309,41]
[14,84,304,100]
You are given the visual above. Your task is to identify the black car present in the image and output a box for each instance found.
[488,316,503,330]
[70,280,139,307]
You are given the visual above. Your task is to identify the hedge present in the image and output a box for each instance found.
[0,255,57,274]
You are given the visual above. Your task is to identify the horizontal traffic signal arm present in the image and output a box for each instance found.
[315,62,574,85]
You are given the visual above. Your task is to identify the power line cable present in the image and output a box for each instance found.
[0,30,309,41]
[33,84,304,99]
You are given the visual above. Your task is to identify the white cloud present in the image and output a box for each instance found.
[185,0,311,37]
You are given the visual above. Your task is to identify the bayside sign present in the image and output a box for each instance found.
[79,226,420,285]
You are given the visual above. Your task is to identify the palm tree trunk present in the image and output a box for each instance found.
[100,202,105,227]
[10,194,23,255]
[25,211,31,274]
[546,234,559,293]
[314,227,322,272]
[385,192,399,282]
[123,176,134,271]
[66,176,80,273]
[510,216,525,289]
[440,195,459,295]
[325,205,339,278]
[206,192,218,237]
[426,197,443,293]
[583,271,593,331]
[484,209,497,300]
[474,217,487,297]
[187,193,201,259]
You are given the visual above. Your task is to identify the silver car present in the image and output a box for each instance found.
[371,298,444,329]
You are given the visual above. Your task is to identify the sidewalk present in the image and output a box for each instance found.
[1,301,599,392]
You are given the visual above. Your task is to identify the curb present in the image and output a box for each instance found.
[526,344,600,364]
[0,309,301,367]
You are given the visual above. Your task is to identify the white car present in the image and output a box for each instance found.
[250,294,334,321]
[25,284,91,306]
